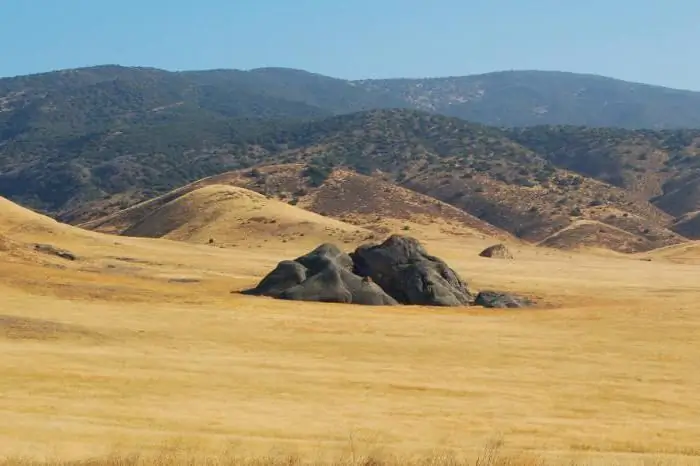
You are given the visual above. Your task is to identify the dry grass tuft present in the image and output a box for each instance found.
[0,315,103,342]
[0,439,545,466]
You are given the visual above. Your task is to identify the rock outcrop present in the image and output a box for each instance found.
[479,244,514,259]
[351,235,473,306]
[242,243,398,306]
[474,291,532,309]
[242,235,533,309]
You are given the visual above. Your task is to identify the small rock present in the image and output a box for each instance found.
[168,278,201,284]
[34,244,78,261]
[479,244,514,259]
[474,291,532,309]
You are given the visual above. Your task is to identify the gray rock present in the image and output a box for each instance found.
[351,235,473,306]
[474,291,533,309]
[241,243,398,306]
[479,244,514,259]
[241,260,307,298]
[280,261,398,306]
[294,243,354,273]
[34,243,77,261]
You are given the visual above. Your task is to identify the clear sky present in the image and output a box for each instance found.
[1,0,698,89]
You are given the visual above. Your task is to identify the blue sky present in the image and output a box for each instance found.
[2,0,698,89]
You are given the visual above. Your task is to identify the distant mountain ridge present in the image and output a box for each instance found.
[352,69,700,128]
[4,65,700,129]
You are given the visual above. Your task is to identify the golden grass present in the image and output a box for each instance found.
[83,185,369,247]
[1,197,700,465]
[0,437,547,466]
[642,241,700,264]
[77,167,511,244]
[2,439,699,465]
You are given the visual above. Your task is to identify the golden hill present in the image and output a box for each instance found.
[1,196,700,464]
[641,240,700,264]
[0,195,89,241]
[12,107,700,253]
[0,194,304,301]
[0,196,96,265]
[88,184,372,247]
[209,164,511,239]
[191,164,685,252]
[80,165,512,243]
[74,163,684,254]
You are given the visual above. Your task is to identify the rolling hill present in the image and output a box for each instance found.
[215,163,684,253]
[0,193,322,293]
[3,67,700,213]
[0,195,95,244]
[96,184,371,247]
[6,106,690,253]
[4,66,700,251]
[79,164,512,243]
[0,194,121,267]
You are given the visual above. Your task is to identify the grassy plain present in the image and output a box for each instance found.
[1,197,700,465]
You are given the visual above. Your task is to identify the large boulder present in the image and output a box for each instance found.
[241,236,537,309]
[474,291,532,309]
[479,244,514,259]
[351,235,474,306]
[245,260,307,298]
[294,243,355,272]
[242,243,398,306]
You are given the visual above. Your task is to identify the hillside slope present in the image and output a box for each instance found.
[4,65,700,215]
[0,195,133,267]
[0,195,96,244]
[82,164,511,242]
[230,165,510,238]
[3,75,700,248]
[92,184,371,247]
[59,109,686,252]
[508,126,700,227]
[670,211,700,238]
[353,70,700,128]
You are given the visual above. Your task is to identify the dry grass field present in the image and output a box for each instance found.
[86,184,371,247]
[2,196,700,465]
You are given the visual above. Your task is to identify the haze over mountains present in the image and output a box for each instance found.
[3,65,700,253]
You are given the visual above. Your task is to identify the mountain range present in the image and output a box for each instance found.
[3,65,700,253]
[4,65,700,128]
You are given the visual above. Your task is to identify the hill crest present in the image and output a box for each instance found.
[88,184,373,247]
[79,167,512,243]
